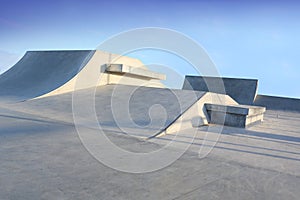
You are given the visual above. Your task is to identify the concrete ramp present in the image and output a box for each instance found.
[16,84,238,138]
[0,50,165,103]
[182,76,258,105]
[0,49,265,138]
[0,50,95,101]
[94,85,206,137]
[72,84,211,138]
[254,95,300,112]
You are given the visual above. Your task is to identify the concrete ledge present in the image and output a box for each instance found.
[205,103,266,128]
[205,104,266,115]
[105,64,166,80]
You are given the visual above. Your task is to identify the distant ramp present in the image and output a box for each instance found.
[0,50,94,102]
[0,50,165,103]
[254,95,300,112]
[182,76,258,105]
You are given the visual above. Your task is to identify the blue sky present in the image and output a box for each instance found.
[0,0,299,98]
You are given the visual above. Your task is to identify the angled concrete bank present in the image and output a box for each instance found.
[181,75,265,128]
[255,94,300,112]
[17,84,238,138]
[182,76,258,105]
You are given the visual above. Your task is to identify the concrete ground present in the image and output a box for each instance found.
[0,88,299,200]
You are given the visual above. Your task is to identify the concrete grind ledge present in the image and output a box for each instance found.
[105,64,166,80]
[205,103,266,128]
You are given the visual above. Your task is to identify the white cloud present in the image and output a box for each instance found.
[0,51,21,74]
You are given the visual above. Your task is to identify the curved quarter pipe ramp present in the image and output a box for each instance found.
[0,50,95,102]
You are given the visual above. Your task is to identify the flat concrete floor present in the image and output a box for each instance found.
[0,90,299,200]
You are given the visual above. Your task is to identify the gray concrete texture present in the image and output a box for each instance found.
[205,104,266,128]
[205,104,266,116]
[0,50,298,199]
[0,50,245,136]
[0,50,95,101]
[182,76,258,105]
[12,84,204,138]
[105,64,166,80]
[255,94,300,112]
[0,87,299,200]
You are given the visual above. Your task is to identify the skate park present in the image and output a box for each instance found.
[0,50,266,132]
[0,49,299,199]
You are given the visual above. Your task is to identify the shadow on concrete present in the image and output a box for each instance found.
[154,126,300,162]
[221,129,300,143]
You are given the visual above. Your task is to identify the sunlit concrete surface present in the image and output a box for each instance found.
[0,50,164,102]
[0,88,299,200]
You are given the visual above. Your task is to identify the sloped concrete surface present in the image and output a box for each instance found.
[255,94,300,112]
[0,50,165,103]
[0,51,95,101]
[183,76,258,105]
[8,85,205,138]
[0,87,299,199]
